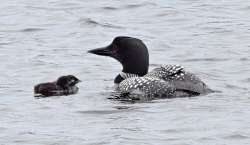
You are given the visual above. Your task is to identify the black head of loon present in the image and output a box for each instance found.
[88,36,149,83]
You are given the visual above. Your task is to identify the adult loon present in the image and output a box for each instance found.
[88,36,212,100]
[34,75,81,97]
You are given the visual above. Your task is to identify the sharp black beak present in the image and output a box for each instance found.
[88,45,113,57]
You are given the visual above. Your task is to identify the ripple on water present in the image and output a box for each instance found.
[240,57,249,61]
[183,58,230,62]
[223,134,249,140]
[75,106,135,115]
[242,78,250,82]
[79,18,124,29]
[76,110,124,115]
[225,84,248,91]
[101,6,118,11]
[20,28,46,33]
[0,42,16,46]
[123,2,156,9]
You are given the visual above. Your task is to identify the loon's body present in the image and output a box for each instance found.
[34,75,81,97]
[88,36,212,100]
[117,65,211,100]
[146,65,209,95]
[118,75,175,101]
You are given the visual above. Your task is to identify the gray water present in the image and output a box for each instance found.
[1,0,250,144]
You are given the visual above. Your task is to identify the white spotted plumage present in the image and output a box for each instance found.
[145,64,185,81]
[118,76,175,100]
[116,64,211,100]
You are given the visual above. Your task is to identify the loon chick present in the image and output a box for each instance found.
[88,36,212,100]
[34,75,81,97]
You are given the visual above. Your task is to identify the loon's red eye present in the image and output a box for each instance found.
[112,44,119,53]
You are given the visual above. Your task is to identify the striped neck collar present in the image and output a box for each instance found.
[119,72,139,80]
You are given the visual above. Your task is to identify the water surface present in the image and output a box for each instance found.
[1,0,250,144]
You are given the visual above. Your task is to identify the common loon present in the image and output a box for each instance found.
[34,75,81,97]
[88,36,212,100]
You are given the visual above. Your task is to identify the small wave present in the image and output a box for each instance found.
[0,83,14,89]
[20,28,45,33]
[198,137,215,141]
[240,57,249,61]
[208,29,233,34]
[223,134,249,139]
[210,20,233,24]
[0,42,14,46]
[113,106,131,110]
[102,6,118,10]
[225,84,248,91]
[26,5,83,11]
[76,110,122,115]
[18,131,35,135]
[83,18,99,25]
[124,2,156,9]
[125,4,143,8]
[242,78,250,83]
[80,18,124,29]
[0,28,45,33]
[26,6,55,11]
[184,58,230,62]
[0,127,7,131]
